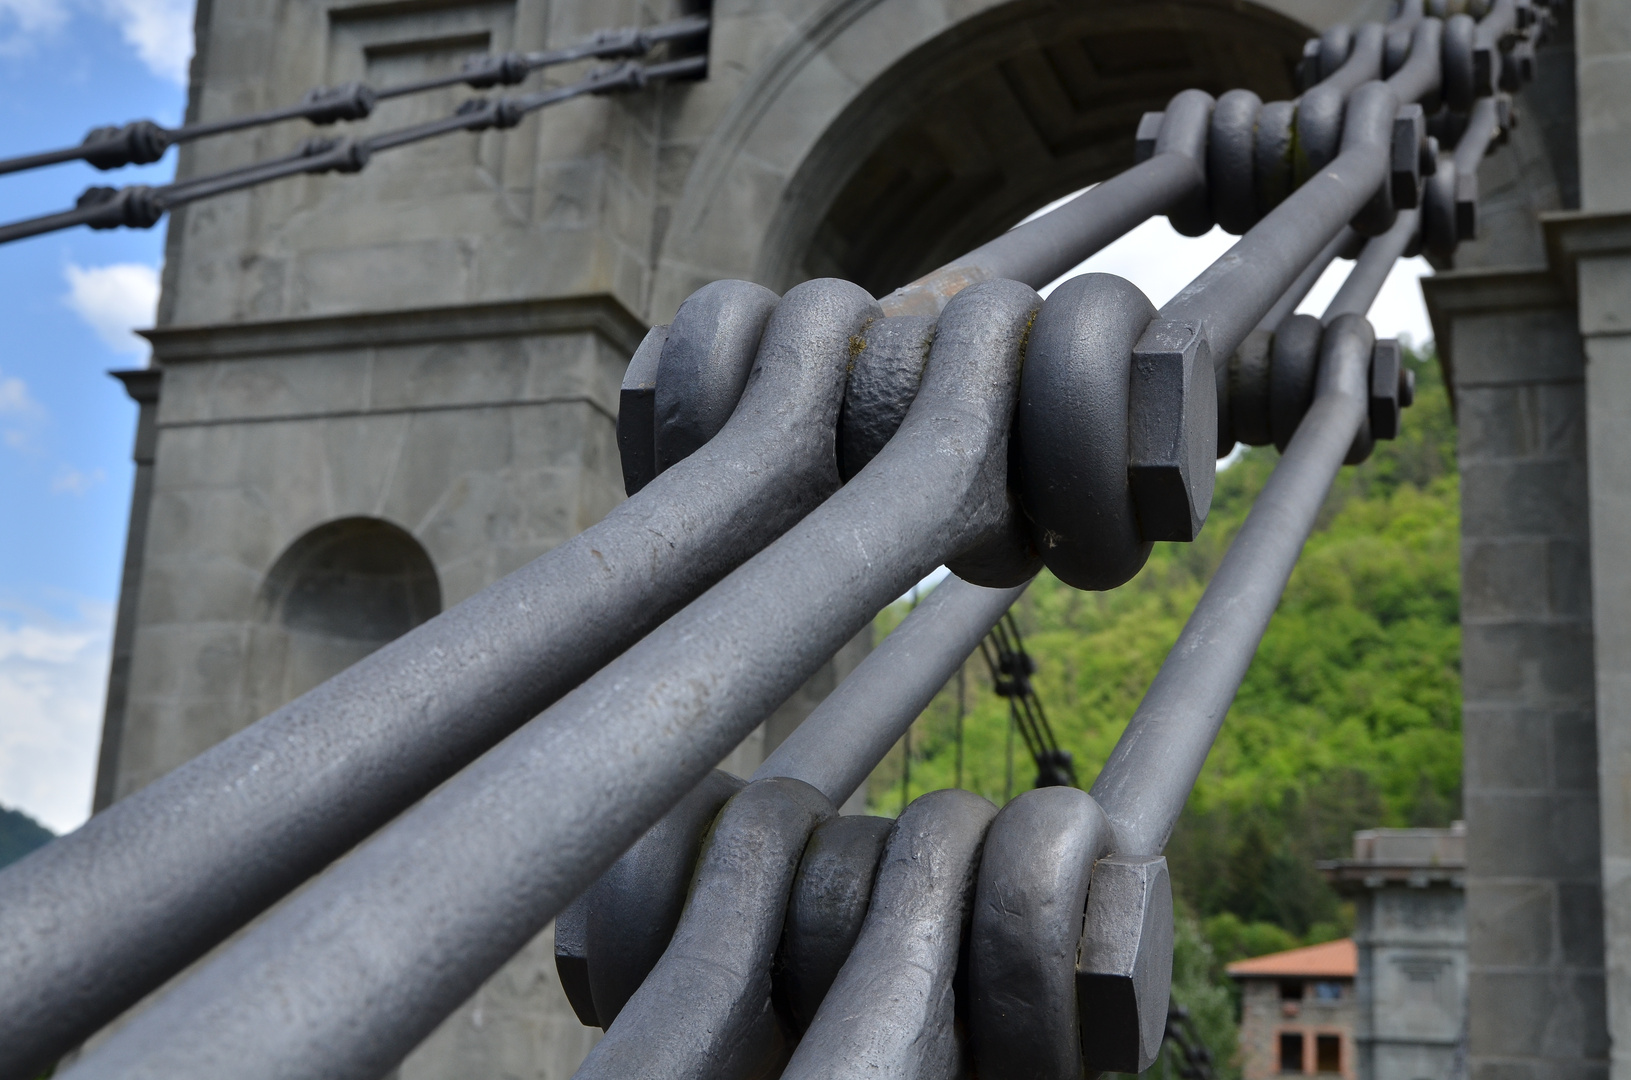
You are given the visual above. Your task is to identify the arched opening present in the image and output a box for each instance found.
[247,517,441,716]
[762,0,1312,296]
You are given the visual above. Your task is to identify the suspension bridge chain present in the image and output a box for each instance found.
[0,15,709,245]
[0,1,1552,1078]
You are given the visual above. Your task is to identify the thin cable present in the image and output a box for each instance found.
[0,15,708,178]
[0,56,703,247]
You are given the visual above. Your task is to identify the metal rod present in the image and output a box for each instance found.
[1322,207,1420,324]
[0,280,876,1080]
[1160,80,1397,364]
[878,90,1212,315]
[1089,315,1377,855]
[1254,228,1357,333]
[0,15,709,177]
[754,576,1027,806]
[56,280,1040,1080]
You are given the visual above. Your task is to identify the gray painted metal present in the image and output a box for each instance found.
[581,770,745,1027]
[775,814,895,1034]
[837,315,936,481]
[1325,207,1420,324]
[1012,273,1157,591]
[616,323,667,496]
[0,277,870,1080]
[1090,313,1378,855]
[59,280,1037,1080]
[781,789,999,1080]
[754,575,1026,806]
[879,90,1211,315]
[1075,855,1175,1074]
[968,787,1116,1080]
[654,280,781,473]
[573,778,834,1080]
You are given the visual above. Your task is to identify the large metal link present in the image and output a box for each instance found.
[9,1,1541,1074]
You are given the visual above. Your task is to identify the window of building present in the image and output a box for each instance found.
[1279,980,1305,1001]
[1279,1031,1305,1073]
[1316,1033,1341,1073]
[1313,981,1343,1000]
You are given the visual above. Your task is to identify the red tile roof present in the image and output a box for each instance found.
[1225,938,1356,979]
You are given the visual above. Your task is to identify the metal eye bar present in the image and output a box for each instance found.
[52,281,1040,1080]
[1322,207,1421,324]
[0,277,875,1080]
[1090,312,1378,856]
[878,91,1210,316]
[1254,227,1357,334]
[0,15,708,177]
[753,575,1028,806]
[1159,80,1398,368]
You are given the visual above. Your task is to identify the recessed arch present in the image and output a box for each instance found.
[246,517,441,717]
[652,0,1346,315]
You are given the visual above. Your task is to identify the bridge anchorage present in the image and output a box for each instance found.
[0,0,1547,1077]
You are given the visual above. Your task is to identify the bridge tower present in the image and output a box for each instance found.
[88,0,1631,1077]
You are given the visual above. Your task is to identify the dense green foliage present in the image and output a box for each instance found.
[867,349,1459,1074]
[0,804,53,871]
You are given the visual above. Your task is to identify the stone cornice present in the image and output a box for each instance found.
[1542,209,1631,300]
[140,295,650,364]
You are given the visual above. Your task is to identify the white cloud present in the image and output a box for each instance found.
[0,602,112,834]
[63,262,160,355]
[101,0,193,84]
[0,368,44,455]
[0,371,39,415]
[51,466,106,494]
[0,0,69,57]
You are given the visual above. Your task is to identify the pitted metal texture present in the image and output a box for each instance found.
[969,787,1116,1080]
[774,815,895,1034]
[574,778,835,1080]
[781,789,999,1080]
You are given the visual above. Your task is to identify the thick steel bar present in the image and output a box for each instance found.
[1385,16,1444,104]
[879,91,1211,315]
[573,778,834,1080]
[781,789,999,1080]
[58,280,1039,1080]
[753,575,1027,805]
[1253,227,1355,333]
[0,281,874,1080]
[1088,314,1377,854]
[1162,80,1397,365]
[1323,207,1419,323]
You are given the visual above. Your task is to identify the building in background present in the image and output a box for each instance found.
[1322,825,1468,1080]
[1229,938,1358,1079]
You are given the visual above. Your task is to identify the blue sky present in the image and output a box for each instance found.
[0,0,190,831]
[0,0,1436,834]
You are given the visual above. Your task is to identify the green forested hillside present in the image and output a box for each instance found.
[867,348,1459,1073]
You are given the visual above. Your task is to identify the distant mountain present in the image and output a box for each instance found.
[0,805,54,870]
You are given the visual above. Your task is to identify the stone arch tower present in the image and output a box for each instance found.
[88,0,1477,1076]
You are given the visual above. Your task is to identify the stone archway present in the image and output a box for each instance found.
[651,0,1383,316]
[245,516,441,719]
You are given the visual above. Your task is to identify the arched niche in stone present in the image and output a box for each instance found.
[652,0,1374,314]
[245,516,441,719]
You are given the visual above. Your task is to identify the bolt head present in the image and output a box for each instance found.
[1076,855,1174,1075]
[1128,321,1215,542]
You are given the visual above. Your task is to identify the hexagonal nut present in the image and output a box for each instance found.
[1370,338,1403,441]
[1128,320,1215,542]
[553,893,599,1027]
[1134,111,1164,164]
[1391,104,1425,210]
[1075,855,1174,1075]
